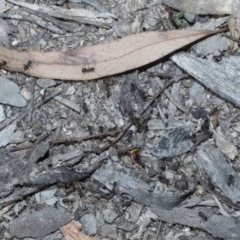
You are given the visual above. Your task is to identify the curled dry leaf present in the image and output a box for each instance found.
[60,220,100,240]
[0,29,225,81]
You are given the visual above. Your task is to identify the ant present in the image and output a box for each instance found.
[103,78,111,97]
[0,60,7,67]
[98,126,103,133]
[24,60,32,71]
[228,175,234,186]
[198,212,207,221]
[82,67,94,73]
[82,102,88,113]
[87,126,93,135]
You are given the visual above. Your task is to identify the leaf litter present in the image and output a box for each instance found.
[0,0,239,239]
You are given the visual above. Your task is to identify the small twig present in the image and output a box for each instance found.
[189,132,211,153]
[23,8,76,33]
[222,33,240,43]
[94,122,133,154]
[0,13,66,34]
[139,74,189,117]
[9,134,49,152]
[28,78,36,122]
[52,129,120,145]
[213,195,230,217]
[147,72,173,78]
[196,175,240,210]
[223,110,240,126]
[154,77,189,113]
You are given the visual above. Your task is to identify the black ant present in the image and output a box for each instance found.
[228,175,234,186]
[24,60,32,71]
[0,60,7,67]
[82,67,94,73]
[82,102,88,113]
[198,212,207,221]
[87,126,93,135]
[98,126,103,133]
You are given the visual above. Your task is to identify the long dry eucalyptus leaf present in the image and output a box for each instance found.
[0,29,225,81]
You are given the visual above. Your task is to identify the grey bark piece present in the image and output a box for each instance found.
[168,81,180,125]
[37,78,57,88]
[152,207,240,239]
[152,127,193,158]
[195,143,240,203]
[162,0,232,15]
[92,169,194,209]
[126,202,143,223]
[99,224,117,239]
[54,96,81,113]
[0,142,102,204]
[10,207,72,238]
[29,141,50,164]
[171,53,240,108]
[0,123,16,147]
[0,77,27,107]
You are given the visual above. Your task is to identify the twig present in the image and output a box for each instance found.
[0,13,66,34]
[28,78,36,122]
[154,77,189,113]
[94,122,133,154]
[23,8,76,33]
[138,74,189,117]
[223,110,240,126]
[196,175,240,210]
[9,134,49,152]
[222,33,240,43]
[213,195,230,217]
[52,129,120,145]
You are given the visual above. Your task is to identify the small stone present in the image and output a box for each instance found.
[65,86,75,95]
[175,179,189,190]
[103,209,118,223]
[99,224,117,239]
[117,221,137,231]
[152,160,166,174]
[184,13,196,23]
[20,87,32,101]
[10,131,24,144]
[80,214,98,236]
[37,78,57,88]
[45,122,52,135]
[0,105,5,122]
[0,76,26,107]
[126,202,143,223]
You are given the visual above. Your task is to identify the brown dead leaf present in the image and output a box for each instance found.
[60,220,100,240]
[0,29,226,81]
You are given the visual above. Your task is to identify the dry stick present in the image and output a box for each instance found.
[52,129,121,145]
[196,175,240,210]
[139,74,189,117]
[0,13,66,34]
[23,8,76,33]
[70,0,122,37]
[28,78,36,122]
[9,134,49,152]
[154,77,189,113]
[222,33,240,43]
